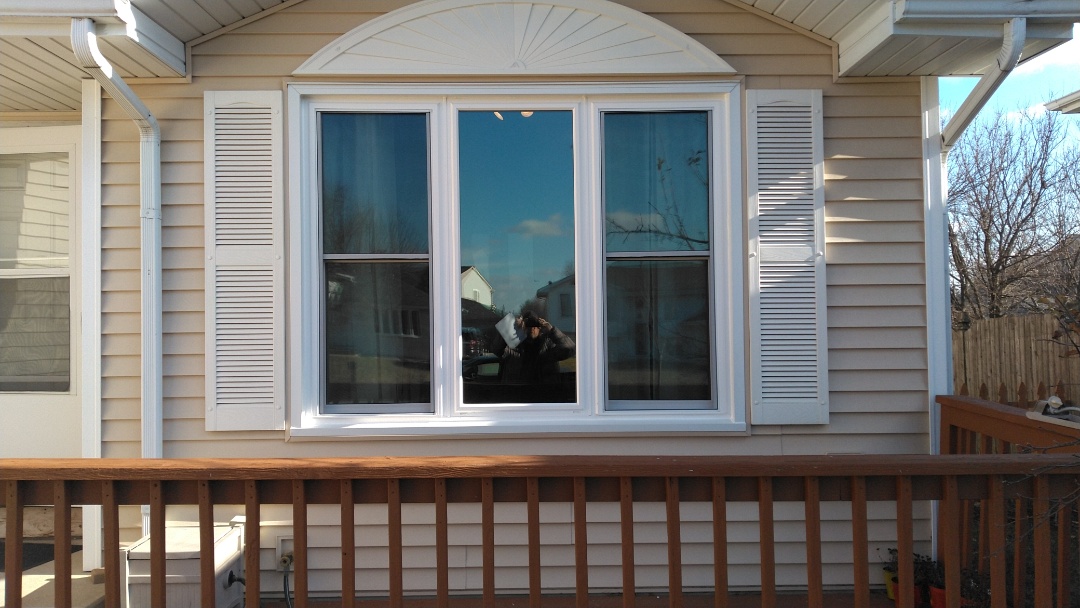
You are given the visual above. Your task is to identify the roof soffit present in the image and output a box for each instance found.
[293,0,737,77]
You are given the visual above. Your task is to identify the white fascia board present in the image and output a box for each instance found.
[895,0,1080,21]
[0,0,118,18]
[1047,89,1080,114]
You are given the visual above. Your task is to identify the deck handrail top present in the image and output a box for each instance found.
[2,453,1078,480]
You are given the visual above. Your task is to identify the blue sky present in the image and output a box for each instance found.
[939,24,1080,122]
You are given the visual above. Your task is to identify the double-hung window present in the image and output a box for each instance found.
[288,82,745,436]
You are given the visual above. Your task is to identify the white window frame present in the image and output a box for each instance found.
[287,82,746,438]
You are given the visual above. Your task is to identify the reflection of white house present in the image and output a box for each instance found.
[460,265,493,308]
[536,274,575,335]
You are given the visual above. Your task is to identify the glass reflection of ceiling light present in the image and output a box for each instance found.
[493,111,504,120]
[521,111,534,117]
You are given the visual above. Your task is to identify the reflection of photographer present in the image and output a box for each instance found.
[501,311,575,384]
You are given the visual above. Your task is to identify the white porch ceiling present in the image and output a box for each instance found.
[1,0,1078,115]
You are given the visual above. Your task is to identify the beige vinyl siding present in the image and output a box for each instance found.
[94,0,932,591]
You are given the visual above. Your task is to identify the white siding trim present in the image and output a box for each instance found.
[80,79,103,571]
[747,89,829,426]
[922,76,949,453]
[204,90,286,432]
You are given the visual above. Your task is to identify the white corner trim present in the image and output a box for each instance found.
[80,78,103,572]
[922,76,949,455]
[294,0,736,77]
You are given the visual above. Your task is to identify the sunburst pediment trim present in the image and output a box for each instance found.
[294,0,736,76]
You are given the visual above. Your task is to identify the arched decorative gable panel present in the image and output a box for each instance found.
[294,0,736,76]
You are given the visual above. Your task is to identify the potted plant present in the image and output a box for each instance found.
[880,548,930,606]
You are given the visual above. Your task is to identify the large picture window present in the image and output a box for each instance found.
[290,83,745,435]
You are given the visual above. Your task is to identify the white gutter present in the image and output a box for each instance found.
[71,18,163,475]
[941,17,1027,151]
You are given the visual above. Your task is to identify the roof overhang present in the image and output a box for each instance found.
[833,0,1078,76]
[0,0,185,93]
[1047,90,1080,114]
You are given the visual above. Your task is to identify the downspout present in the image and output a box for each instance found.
[928,16,1025,558]
[71,20,163,471]
[941,17,1027,152]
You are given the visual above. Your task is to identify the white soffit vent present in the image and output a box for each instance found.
[293,0,736,76]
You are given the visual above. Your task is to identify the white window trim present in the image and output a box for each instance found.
[287,81,746,438]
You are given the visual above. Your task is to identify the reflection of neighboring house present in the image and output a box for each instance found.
[536,274,575,335]
[460,265,493,308]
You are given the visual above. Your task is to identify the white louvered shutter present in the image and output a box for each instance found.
[204,91,285,431]
[747,89,828,425]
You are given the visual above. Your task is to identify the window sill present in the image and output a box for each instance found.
[288,411,747,439]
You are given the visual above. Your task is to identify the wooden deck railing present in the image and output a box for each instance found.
[5,454,1080,608]
[938,394,1080,608]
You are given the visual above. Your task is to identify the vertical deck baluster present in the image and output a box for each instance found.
[387,479,403,608]
[150,480,167,608]
[804,476,823,608]
[245,480,261,608]
[978,436,994,570]
[5,480,24,608]
[1034,475,1052,608]
[619,476,635,608]
[665,476,683,606]
[482,477,495,608]
[942,476,962,608]
[340,480,355,608]
[1056,501,1071,608]
[54,481,72,608]
[987,475,1006,608]
[757,477,776,608]
[574,477,588,608]
[711,477,728,608]
[850,476,869,608]
[435,478,449,608]
[1013,497,1027,608]
[527,477,542,608]
[293,479,309,608]
[103,480,121,608]
[895,476,914,608]
[199,480,216,608]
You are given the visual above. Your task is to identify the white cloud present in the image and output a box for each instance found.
[509,213,565,237]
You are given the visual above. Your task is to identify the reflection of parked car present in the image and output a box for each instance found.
[461,355,575,404]
[461,327,488,359]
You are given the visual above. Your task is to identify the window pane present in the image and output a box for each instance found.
[321,113,429,255]
[324,262,431,407]
[458,110,576,404]
[606,260,710,402]
[0,277,70,392]
[0,152,70,269]
[603,112,709,253]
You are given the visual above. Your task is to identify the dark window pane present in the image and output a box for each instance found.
[321,113,429,255]
[606,260,710,401]
[0,277,70,392]
[458,110,576,404]
[324,262,431,407]
[604,112,709,253]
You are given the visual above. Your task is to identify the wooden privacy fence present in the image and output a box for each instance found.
[6,455,1080,608]
[952,313,1080,396]
[939,394,1080,608]
[956,379,1072,409]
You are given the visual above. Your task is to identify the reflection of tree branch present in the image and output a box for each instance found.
[607,151,709,251]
